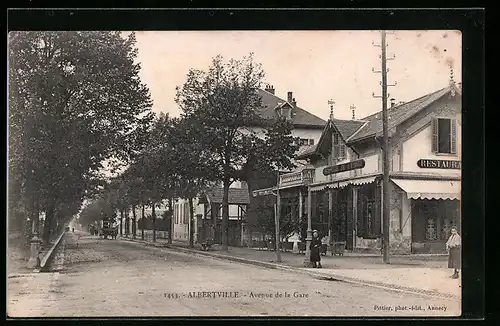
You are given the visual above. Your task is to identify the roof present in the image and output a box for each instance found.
[257,89,326,128]
[348,85,459,142]
[295,118,364,160]
[294,84,461,160]
[333,119,366,140]
[295,144,318,159]
[203,187,250,205]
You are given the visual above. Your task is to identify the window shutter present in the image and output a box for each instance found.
[431,118,439,153]
[450,119,457,154]
[356,192,365,238]
[339,144,346,159]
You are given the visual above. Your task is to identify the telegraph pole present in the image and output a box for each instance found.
[373,30,397,264]
[274,170,282,263]
[381,30,390,264]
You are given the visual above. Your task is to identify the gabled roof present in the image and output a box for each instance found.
[295,118,363,160]
[334,119,366,140]
[202,187,250,205]
[348,85,461,142]
[257,89,326,128]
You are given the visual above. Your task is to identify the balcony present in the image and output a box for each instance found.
[279,168,315,188]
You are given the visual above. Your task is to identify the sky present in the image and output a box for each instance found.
[133,30,461,121]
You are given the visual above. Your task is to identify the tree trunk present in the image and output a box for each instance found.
[120,210,124,237]
[141,204,145,240]
[43,204,55,245]
[221,175,230,251]
[168,198,173,244]
[152,203,156,242]
[188,197,195,248]
[132,206,137,239]
[126,209,130,236]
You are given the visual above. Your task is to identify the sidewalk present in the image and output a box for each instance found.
[119,235,460,300]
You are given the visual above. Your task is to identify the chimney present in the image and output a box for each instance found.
[292,98,297,107]
[390,98,396,108]
[265,84,275,95]
[287,91,293,104]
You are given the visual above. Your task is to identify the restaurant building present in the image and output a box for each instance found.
[269,81,461,254]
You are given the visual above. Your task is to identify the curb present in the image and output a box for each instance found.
[118,237,459,301]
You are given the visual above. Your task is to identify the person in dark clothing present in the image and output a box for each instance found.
[310,230,322,268]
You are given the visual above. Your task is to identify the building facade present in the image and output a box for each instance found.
[268,82,461,254]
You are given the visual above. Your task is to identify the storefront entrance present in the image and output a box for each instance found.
[332,186,354,250]
[411,199,460,254]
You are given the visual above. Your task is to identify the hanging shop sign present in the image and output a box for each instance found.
[417,159,461,170]
[252,188,276,197]
[323,159,366,176]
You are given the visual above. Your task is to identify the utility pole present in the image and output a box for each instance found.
[373,30,397,264]
[274,170,282,263]
[381,30,390,264]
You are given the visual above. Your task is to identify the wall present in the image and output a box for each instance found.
[388,182,412,254]
[291,128,323,142]
[399,95,461,176]
[217,204,245,220]
[173,198,205,242]
[402,124,461,176]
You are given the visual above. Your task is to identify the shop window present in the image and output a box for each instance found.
[356,183,381,239]
[432,117,457,154]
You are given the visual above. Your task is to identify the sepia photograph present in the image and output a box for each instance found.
[8,26,464,317]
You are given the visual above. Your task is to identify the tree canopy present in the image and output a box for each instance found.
[8,31,152,243]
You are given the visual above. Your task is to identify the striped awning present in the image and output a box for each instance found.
[391,179,461,200]
[309,176,377,192]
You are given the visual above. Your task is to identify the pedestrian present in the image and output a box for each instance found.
[446,226,461,279]
[310,230,322,268]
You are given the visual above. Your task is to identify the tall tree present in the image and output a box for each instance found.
[175,54,264,250]
[8,31,153,244]
[175,54,299,250]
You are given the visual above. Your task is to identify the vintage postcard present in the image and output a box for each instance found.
[8,27,463,317]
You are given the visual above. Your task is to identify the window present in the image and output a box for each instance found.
[432,118,457,154]
[299,138,309,146]
[309,139,314,145]
[174,204,178,224]
[332,132,346,161]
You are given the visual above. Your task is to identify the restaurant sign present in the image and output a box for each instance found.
[323,159,366,176]
[417,159,461,170]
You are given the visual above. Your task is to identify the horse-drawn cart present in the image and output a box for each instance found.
[99,220,118,239]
